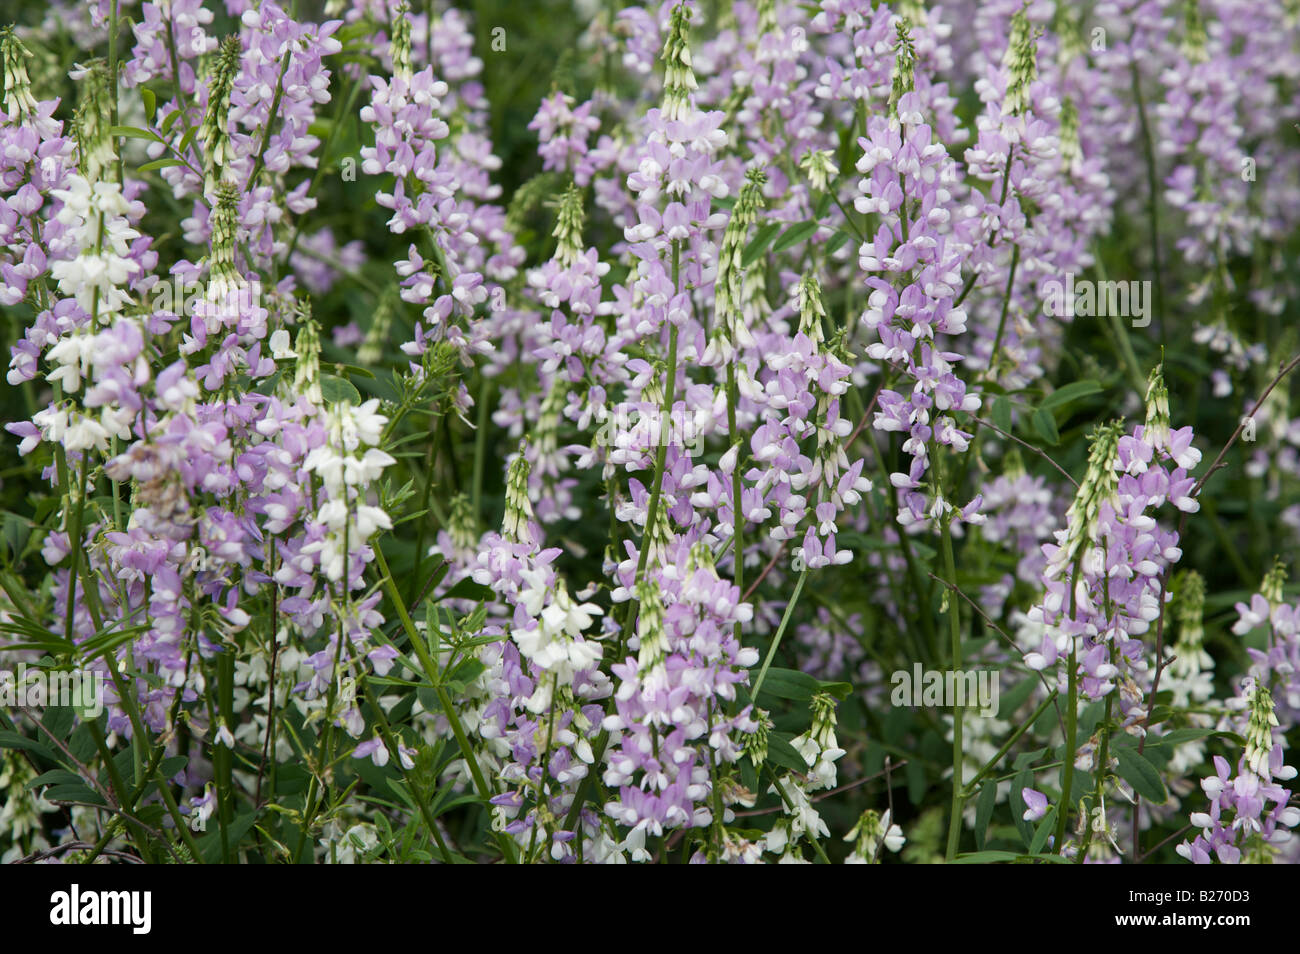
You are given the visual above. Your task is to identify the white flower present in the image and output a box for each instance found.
[270,328,297,359]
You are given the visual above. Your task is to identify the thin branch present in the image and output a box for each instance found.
[970,416,1080,489]
[731,760,910,818]
[926,573,1066,738]
[14,840,143,864]
[1132,350,1300,859]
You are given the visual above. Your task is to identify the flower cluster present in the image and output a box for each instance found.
[2,0,1299,868]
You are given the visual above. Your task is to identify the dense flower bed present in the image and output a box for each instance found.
[1,0,1299,864]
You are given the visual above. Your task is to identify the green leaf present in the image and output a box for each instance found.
[954,850,1073,864]
[69,725,96,764]
[1115,748,1168,804]
[159,755,189,781]
[27,769,84,790]
[319,374,362,405]
[766,733,809,775]
[1029,808,1057,854]
[442,659,486,695]
[326,363,377,380]
[139,157,186,173]
[0,731,57,761]
[816,679,853,701]
[42,706,74,741]
[1134,727,1236,748]
[441,578,492,603]
[974,781,997,850]
[336,19,381,43]
[3,512,30,559]
[741,222,782,267]
[770,221,819,254]
[0,640,75,654]
[754,668,820,702]
[952,850,1022,864]
[1010,768,1035,847]
[1039,379,1102,412]
[109,124,163,143]
[43,783,106,805]
[953,850,1019,863]
[78,623,150,660]
[992,395,1012,434]
[1031,407,1059,445]
[825,229,852,255]
[365,674,421,689]
[140,87,156,121]
[198,812,258,863]
[906,757,927,805]
[458,606,488,641]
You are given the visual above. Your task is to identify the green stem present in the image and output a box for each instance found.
[1093,247,1147,395]
[361,678,453,863]
[1129,60,1165,346]
[862,425,935,664]
[409,433,438,605]
[62,463,90,643]
[1054,559,1084,853]
[560,242,683,839]
[102,650,148,813]
[1076,681,1113,864]
[86,720,156,863]
[987,244,1019,371]
[941,512,965,862]
[1077,557,1116,863]
[243,53,292,191]
[154,770,205,862]
[634,242,682,587]
[216,649,235,862]
[962,689,1060,796]
[768,770,831,863]
[108,0,123,185]
[750,568,808,700]
[471,372,491,518]
[727,359,743,636]
[373,546,518,863]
